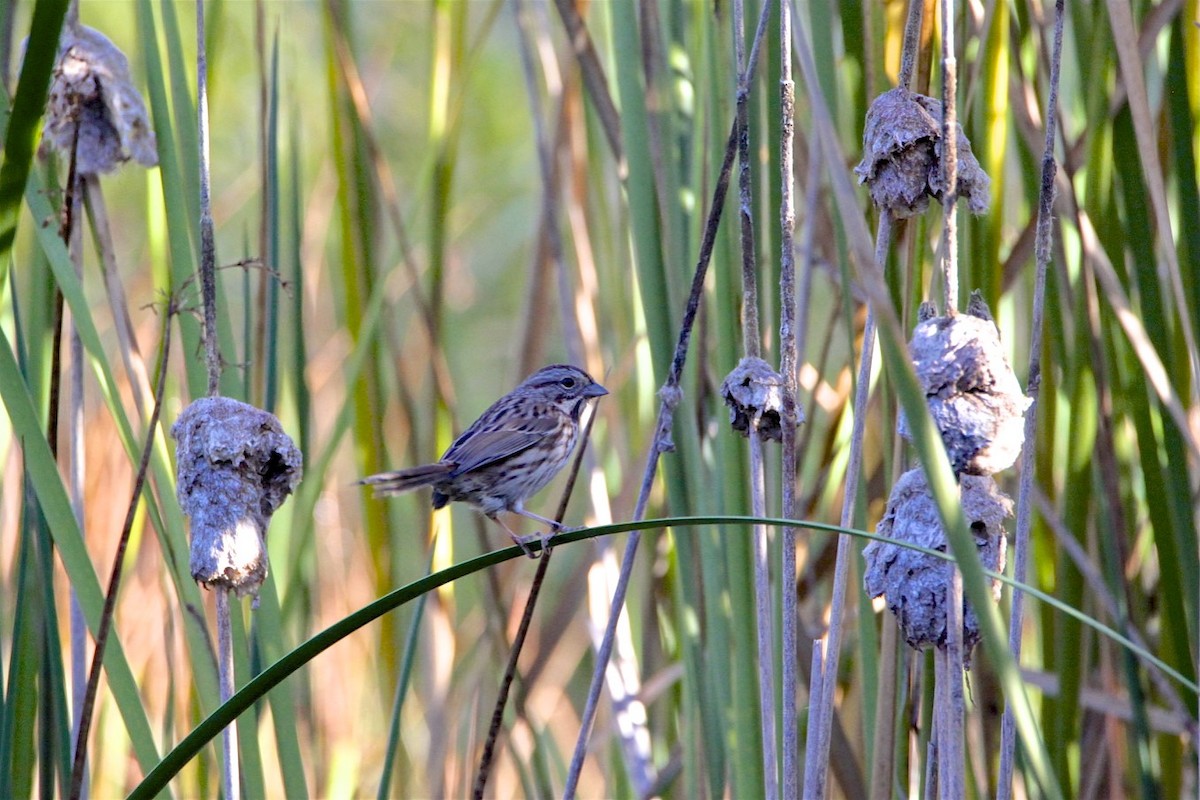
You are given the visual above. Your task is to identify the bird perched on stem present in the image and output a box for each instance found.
[361,364,608,556]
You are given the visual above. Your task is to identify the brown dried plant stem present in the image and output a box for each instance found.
[196,1,236,797]
[802,216,885,800]
[82,176,152,420]
[803,0,927,793]
[69,306,173,800]
[471,407,599,797]
[778,1,801,795]
[67,173,89,800]
[562,4,773,797]
[732,0,779,794]
[995,0,1063,796]
[562,122,730,790]
[197,0,220,398]
[935,0,965,794]
[523,0,652,781]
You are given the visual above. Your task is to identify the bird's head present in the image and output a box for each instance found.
[520,364,608,417]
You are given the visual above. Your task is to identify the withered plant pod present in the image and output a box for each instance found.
[898,295,1030,475]
[853,87,990,218]
[721,357,802,442]
[863,469,1010,655]
[172,397,302,599]
[41,25,157,174]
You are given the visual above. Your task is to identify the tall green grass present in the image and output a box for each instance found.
[0,0,1196,797]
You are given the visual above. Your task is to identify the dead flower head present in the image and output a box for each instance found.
[41,25,157,174]
[172,397,303,600]
[863,469,1010,658]
[854,87,990,218]
[721,357,803,442]
[898,293,1030,475]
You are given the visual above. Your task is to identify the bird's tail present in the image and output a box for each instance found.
[359,463,455,496]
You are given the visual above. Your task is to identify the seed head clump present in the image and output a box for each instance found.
[41,25,157,174]
[863,469,1010,657]
[173,397,302,600]
[898,294,1030,475]
[854,87,990,218]
[721,357,802,442]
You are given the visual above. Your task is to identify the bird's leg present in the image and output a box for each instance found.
[511,505,570,553]
[488,513,540,558]
[512,506,563,531]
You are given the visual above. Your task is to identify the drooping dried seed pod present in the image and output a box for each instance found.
[853,87,990,218]
[40,25,157,174]
[898,293,1030,475]
[863,469,1010,657]
[172,397,302,600]
[720,357,802,442]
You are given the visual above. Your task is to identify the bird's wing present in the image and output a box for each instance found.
[443,417,559,476]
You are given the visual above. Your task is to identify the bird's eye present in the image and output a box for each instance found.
[560,376,577,389]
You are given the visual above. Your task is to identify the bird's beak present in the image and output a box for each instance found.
[584,383,609,399]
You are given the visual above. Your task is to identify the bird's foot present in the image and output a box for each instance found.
[511,532,543,559]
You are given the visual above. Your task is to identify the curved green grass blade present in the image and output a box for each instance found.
[130,512,1192,798]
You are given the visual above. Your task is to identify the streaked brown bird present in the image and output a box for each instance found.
[360,364,607,554]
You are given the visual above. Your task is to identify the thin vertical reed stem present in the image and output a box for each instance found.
[197,0,220,396]
[732,0,778,793]
[734,0,762,359]
[779,1,801,795]
[939,574,965,799]
[899,0,926,90]
[474,407,602,797]
[939,0,959,315]
[936,0,966,791]
[216,589,238,800]
[800,0,930,791]
[67,178,88,800]
[749,432,779,800]
[997,0,1064,795]
[69,303,174,800]
[803,212,890,799]
[563,3,774,795]
[198,3,235,796]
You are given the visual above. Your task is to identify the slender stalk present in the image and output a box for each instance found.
[734,0,762,359]
[749,431,778,800]
[68,304,173,800]
[67,174,88,800]
[197,0,220,396]
[939,0,959,315]
[802,0,930,789]
[996,0,1063,795]
[473,408,600,797]
[778,2,801,795]
[82,177,152,420]
[197,3,235,796]
[936,0,966,794]
[869,619,900,799]
[899,0,926,90]
[939,572,965,799]
[216,589,238,800]
[550,0,625,174]
[562,6,775,795]
[803,213,889,799]
[732,0,778,793]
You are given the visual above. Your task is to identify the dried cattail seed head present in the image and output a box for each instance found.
[863,469,1010,658]
[172,397,302,600]
[41,25,157,174]
[720,357,802,442]
[898,295,1030,475]
[854,87,990,218]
